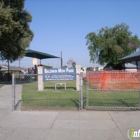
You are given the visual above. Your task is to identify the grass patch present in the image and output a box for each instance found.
[21,81,140,110]
[0,84,4,88]
[22,81,80,110]
[87,90,140,107]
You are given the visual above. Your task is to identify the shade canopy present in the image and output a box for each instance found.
[25,49,60,60]
[119,51,140,62]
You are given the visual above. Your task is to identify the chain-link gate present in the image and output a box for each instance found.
[12,73,83,111]
[85,71,140,110]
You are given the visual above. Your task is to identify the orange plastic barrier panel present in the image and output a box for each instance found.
[88,71,140,90]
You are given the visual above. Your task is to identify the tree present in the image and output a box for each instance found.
[81,67,84,71]
[0,0,34,62]
[72,61,76,68]
[95,67,99,71]
[67,58,76,68]
[85,23,140,70]
[63,65,67,68]
[43,65,52,68]
[67,58,73,67]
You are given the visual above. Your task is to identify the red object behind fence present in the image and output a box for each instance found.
[88,71,140,90]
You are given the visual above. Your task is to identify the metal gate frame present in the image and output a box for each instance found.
[12,73,84,110]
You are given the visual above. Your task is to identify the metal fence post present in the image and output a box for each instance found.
[86,71,89,107]
[12,73,15,110]
[80,73,83,110]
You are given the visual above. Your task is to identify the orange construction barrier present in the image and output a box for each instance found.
[88,71,140,90]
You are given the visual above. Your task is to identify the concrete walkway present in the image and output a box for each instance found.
[0,85,140,140]
[0,85,12,120]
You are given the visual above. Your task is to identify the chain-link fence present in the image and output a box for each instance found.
[12,73,83,111]
[12,71,139,111]
[85,71,140,110]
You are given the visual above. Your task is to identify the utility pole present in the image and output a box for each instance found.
[61,51,63,68]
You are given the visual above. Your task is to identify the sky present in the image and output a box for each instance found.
[3,0,140,68]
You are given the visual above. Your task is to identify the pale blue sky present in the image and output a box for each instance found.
[7,0,140,68]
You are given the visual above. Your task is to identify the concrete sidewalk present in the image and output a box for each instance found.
[0,111,140,140]
[0,85,140,140]
[0,85,12,120]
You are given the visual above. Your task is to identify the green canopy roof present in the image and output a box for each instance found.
[119,51,140,62]
[25,49,60,60]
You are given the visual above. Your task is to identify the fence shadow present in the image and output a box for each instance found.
[71,99,79,109]
[15,100,21,110]
[116,99,138,107]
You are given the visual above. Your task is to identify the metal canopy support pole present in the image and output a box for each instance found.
[136,61,138,70]
[8,59,10,81]
[61,51,63,68]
